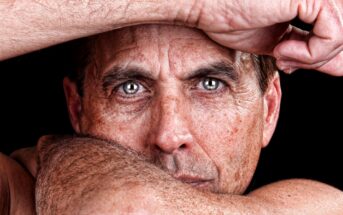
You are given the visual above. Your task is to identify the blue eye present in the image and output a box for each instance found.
[202,78,221,91]
[122,81,140,94]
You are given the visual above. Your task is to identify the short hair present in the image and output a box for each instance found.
[66,37,277,96]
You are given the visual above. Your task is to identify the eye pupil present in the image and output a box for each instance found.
[123,81,139,94]
[203,78,219,90]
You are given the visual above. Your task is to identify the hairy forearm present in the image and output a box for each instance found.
[35,136,268,214]
[0,0,198,60]
[36,137,343,214]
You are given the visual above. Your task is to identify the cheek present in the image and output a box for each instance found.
[190,106,251,162]
[190,100,263,193]
[80,96,153,153]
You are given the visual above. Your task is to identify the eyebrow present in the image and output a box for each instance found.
[185,61,238,82]
[102,66,154,92]
[102,61,238,92]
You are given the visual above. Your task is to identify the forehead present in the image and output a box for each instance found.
[90,25,254,79]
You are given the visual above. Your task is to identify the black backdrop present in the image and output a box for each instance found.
[1,36,342,191]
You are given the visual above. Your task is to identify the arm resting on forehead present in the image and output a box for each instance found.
[1,0,342,75]
[36,136,343,215]
[0,0,190,60]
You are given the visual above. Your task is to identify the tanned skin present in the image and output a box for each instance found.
[0,0,342,75]
[0,0,343,214]
[35,136,343,214]
[0,153,35,215]
[36,25,343,214]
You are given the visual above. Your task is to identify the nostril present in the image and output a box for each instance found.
[179,144,187,149]
[154,143,187,153]
[154,144,163,152]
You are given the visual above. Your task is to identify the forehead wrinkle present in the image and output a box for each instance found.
[93,26,150,73]
[104,26,159,81]
[156,26,172,82]
[165,37,237,80]
[234,52,258,82]
[100,47,145,75]
[92,39,139,82]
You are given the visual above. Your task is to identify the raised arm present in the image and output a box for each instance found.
[0,0,188,60]
[35,136,343,215]
[2,0,342,76]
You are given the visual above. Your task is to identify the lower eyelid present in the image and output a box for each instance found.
[114,94,152,104]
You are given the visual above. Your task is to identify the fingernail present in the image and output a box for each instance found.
[284,68,296,74]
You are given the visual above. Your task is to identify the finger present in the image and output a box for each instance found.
[207,23,290,55]
[274,26,342,64]
[317,51,343,76]
[274,1,343,66]
[279,26,309,42]
[276,51,343,76]
[274,26,327,70]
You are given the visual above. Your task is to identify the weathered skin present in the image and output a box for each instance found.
[1,25,343,215]
[64,25,281,194]
[34,136,343,214]
[1,0,342,75]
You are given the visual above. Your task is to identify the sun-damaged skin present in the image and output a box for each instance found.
[36,25,341,214]
[0,0,342,75]
[35,136,343,215]
[2,135,343,214]
[1,23,342,215]
[64,25,281,195]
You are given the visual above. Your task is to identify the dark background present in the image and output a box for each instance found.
[1,30,342,191]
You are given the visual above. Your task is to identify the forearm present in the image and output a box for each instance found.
[35,136,343,214]
[35,136,267,214]
[0,0,197,60]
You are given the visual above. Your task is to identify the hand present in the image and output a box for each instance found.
[193,0,343,76]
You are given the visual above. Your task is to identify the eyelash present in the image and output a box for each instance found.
[188,77,229,97]
[112,80,150,99]
[112,77,228,99]
[197,77,227,91]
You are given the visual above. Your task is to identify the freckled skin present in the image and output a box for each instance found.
[68,25,271,194]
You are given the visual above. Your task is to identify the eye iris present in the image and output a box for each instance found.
[203,78,219,90]
[123,81,139,94]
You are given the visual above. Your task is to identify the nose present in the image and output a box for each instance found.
[152,95,194,154]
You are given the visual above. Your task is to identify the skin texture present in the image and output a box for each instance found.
[197,0,343,75]
[0,0,342,75]
[63,25,281,194]
[0,153,35,215]
[1,24,343,215]
[35,136,343,214]
[0,0,342,213]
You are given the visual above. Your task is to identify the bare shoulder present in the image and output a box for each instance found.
[0,152,13,186]
[0,153,11,215]
[249,179,343,214]
[0,152,35,215]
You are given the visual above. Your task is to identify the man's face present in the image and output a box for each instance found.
[64,25,281,194]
